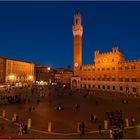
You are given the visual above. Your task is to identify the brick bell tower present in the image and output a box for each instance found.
[72,12,83,76]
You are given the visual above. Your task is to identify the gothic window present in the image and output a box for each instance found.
[112,67,115,70]
[107,85,110,89]
[102,85,105,89]
[133,88,136,92]
[131,65,136,69]
[112,78,115,81]
[119,78,123,81]
[92,85,95,88]
[125,66,129,70]
[107,68,110,71]
[118,67,122,70]
[88,85,91,88]
[112,86,116,90]
[120,86,123,91]
[98,85,100,89]
[132,78,136,82]
[84,84,86,89]
[125,78,129,82]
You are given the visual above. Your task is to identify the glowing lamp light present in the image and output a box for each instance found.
[28,75,33,80]
[9,74,15,80]
[47,67,51,71]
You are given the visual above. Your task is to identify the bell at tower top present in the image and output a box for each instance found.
[73,12,83,36]
[74,12,82,25]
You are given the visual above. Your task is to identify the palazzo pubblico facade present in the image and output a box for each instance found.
[71,12,140,94]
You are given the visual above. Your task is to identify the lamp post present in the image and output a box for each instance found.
[47,67,51,85]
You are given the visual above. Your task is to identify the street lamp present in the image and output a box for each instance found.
[47,67,51,84]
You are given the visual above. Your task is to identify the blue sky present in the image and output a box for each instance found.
[0,1,140,68]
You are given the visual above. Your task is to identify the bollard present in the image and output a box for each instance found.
[77,122,80,133]
[2,110,6,118]
[124,118,129,127]
[27,118,31,129]
[104,120,108,129]
[48,122,52,133]
[137,124,140,137]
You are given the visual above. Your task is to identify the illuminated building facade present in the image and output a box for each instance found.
[55,68,73,87]
[0,57,34,84]
[35,64,55,83]
[71,12,140,94]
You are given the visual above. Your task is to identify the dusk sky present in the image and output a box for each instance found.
[0,1,140,69]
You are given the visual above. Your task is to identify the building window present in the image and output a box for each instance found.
[112,59,114,62]
[125,78,129,82]
[84,69,86,71]
[112,78,115,81]
[80,84,82,88]
[107,85,110,89]
[97,68,100,71]
[84,78,86,80]
[125,66,129,70]
[107,68,110,71]
[98,85,100,89]
[118,67,122,70]
[98,60,100,63]
[112,86,116,90]
[84,84,86,89]
[92,85,95,88]
[102,85,105,89]
[97,78,100,81]
[107,78,110,81]
[131,65,136,69]
[92,68,95,71]
[112,67,115,70]
[102,78,105,81]
[132,88,136,92]
[120,86,123,91]
[119,78,123,82]
[88,69,91,71]
[88,78,91,80]
[92,78,95,80]
[102,68,105,71]
[88,85,91,89]
[132,78,136,82]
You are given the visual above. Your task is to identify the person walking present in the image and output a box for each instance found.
[98,121,102,134]
[18,124,23,136]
